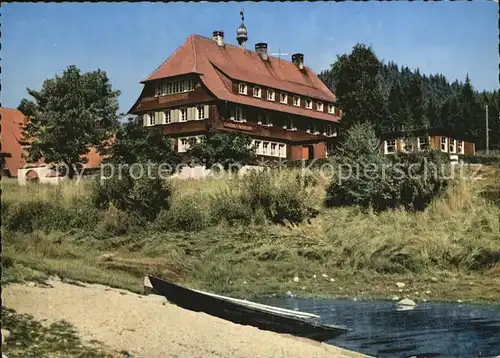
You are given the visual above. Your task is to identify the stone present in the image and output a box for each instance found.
[144,294,167,304]
[286,291,293,297]
[457,299,463,303]
[430,277,438,282]
[414,292,419,295]
[27,282,35,287]
[100,253,115,261]
[396,282,406,288]
[398,289,403,293]
[392,295,400,301]
[312,274,317,279]
[322,274,328,278]
[293,276,300,283]
[1,329,10,345]
[425,290,431,295]
[330,278,335,282]
[301,286,306,290]
[243,280,247,285]
[397,298,416,307]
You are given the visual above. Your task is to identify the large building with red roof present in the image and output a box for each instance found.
[128,15,341,161]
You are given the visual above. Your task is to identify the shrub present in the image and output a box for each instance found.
[96,204,145,236]
[325,122,452,211]
[91,168,172,221]
[208,188,253,226]
[155,193,210,232]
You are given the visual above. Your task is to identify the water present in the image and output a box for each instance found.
[255,297,500,357]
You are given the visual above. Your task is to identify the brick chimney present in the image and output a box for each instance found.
[292,53,304,70]
[213,31,224,46]
[255,43,268,60]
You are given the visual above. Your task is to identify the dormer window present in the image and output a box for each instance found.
[280,92,288,104]
[253,86,262,98]
[305,99,312,109]
[239,83,247,95]
[328,104,335,114]
[267,89,275,101]
[293,96,300,107]
[317,102,324,112]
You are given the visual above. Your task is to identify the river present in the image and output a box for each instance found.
[255,297,500,357]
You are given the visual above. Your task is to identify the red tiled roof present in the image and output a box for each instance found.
[0,107,105,177]
[141,34,339,122]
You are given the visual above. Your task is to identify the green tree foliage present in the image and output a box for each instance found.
[325,122,451,211]
[321,45,500,152]
[187,130,256,171]
[105,117,181,167]
[330,44,388,134]
[91,170,172,222]
[18,65,120,178]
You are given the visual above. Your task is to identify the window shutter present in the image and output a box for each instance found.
[204,105,209,119]
[172,109,179,122]
[143,114,148,126]
[187,107,193,121]
[159,111,166,124]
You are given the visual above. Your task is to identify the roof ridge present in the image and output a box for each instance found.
[191,35,198,73]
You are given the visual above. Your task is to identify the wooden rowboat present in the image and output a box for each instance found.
[145,276,349,342]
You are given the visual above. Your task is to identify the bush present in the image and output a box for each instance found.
[96,204,145,236]
[242,170,315,224]
[458,154,500,165]
[91,169,172,221]
[155,193,210,232]
[325,123,452,211]
[208,188,253,226]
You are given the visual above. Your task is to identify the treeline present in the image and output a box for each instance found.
[318,44,500,151]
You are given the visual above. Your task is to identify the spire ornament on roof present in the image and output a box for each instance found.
[237,9,248,49]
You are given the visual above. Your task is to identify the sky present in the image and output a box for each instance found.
[2,2,498,115]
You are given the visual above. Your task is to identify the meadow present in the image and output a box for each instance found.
[2,165,499,304]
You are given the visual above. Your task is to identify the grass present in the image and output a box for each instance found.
[1,307,120,357]
[1,166,499,305]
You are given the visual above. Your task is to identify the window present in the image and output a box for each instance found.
[197,105,205,120]
[263,142,269,155]
[284,117,295,131]
[440,137,448,152]
[254,141,262,155]
[165,110,172,124]
[267,89,275,101]
[179,81,185,93]
[325,124,336,137]
[259,114,272,127]
[149,112,155,126]
[418,136,429,151]
[280,92,288,104]
[385,139,396,154]
[293,96,300,107]
[326,143,335,157]
[178,136,203,153]
[305,99,312,109]
[457,140,464,154]
[449,139,456,153]
[234,107,246,122]
[279,144,286,158]
[328,104,335,114]
[180,108,188,122]
[270,143,277,156]
[238,83,247,94]
[317,102,324,112]
[307,123,318,134]
[403,139,414,153]
[253,86,262,98]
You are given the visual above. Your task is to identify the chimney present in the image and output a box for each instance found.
[255,43,268,60]
[292,53,304,70]
[213,31,224,46]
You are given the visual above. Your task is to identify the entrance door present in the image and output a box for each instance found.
[302,145,313,160]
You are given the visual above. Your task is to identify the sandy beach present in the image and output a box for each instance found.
[3,279,369,358]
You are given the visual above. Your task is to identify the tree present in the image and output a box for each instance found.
[330,43,387,134]
[106,117,181,167]
[18,65,120,179]
[187,131,255,171]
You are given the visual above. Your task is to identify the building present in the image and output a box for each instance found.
[380,127,476,156]
[0,107,104,184]
[128,14,341,162]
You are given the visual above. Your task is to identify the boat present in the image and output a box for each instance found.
[145,276,349,342]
